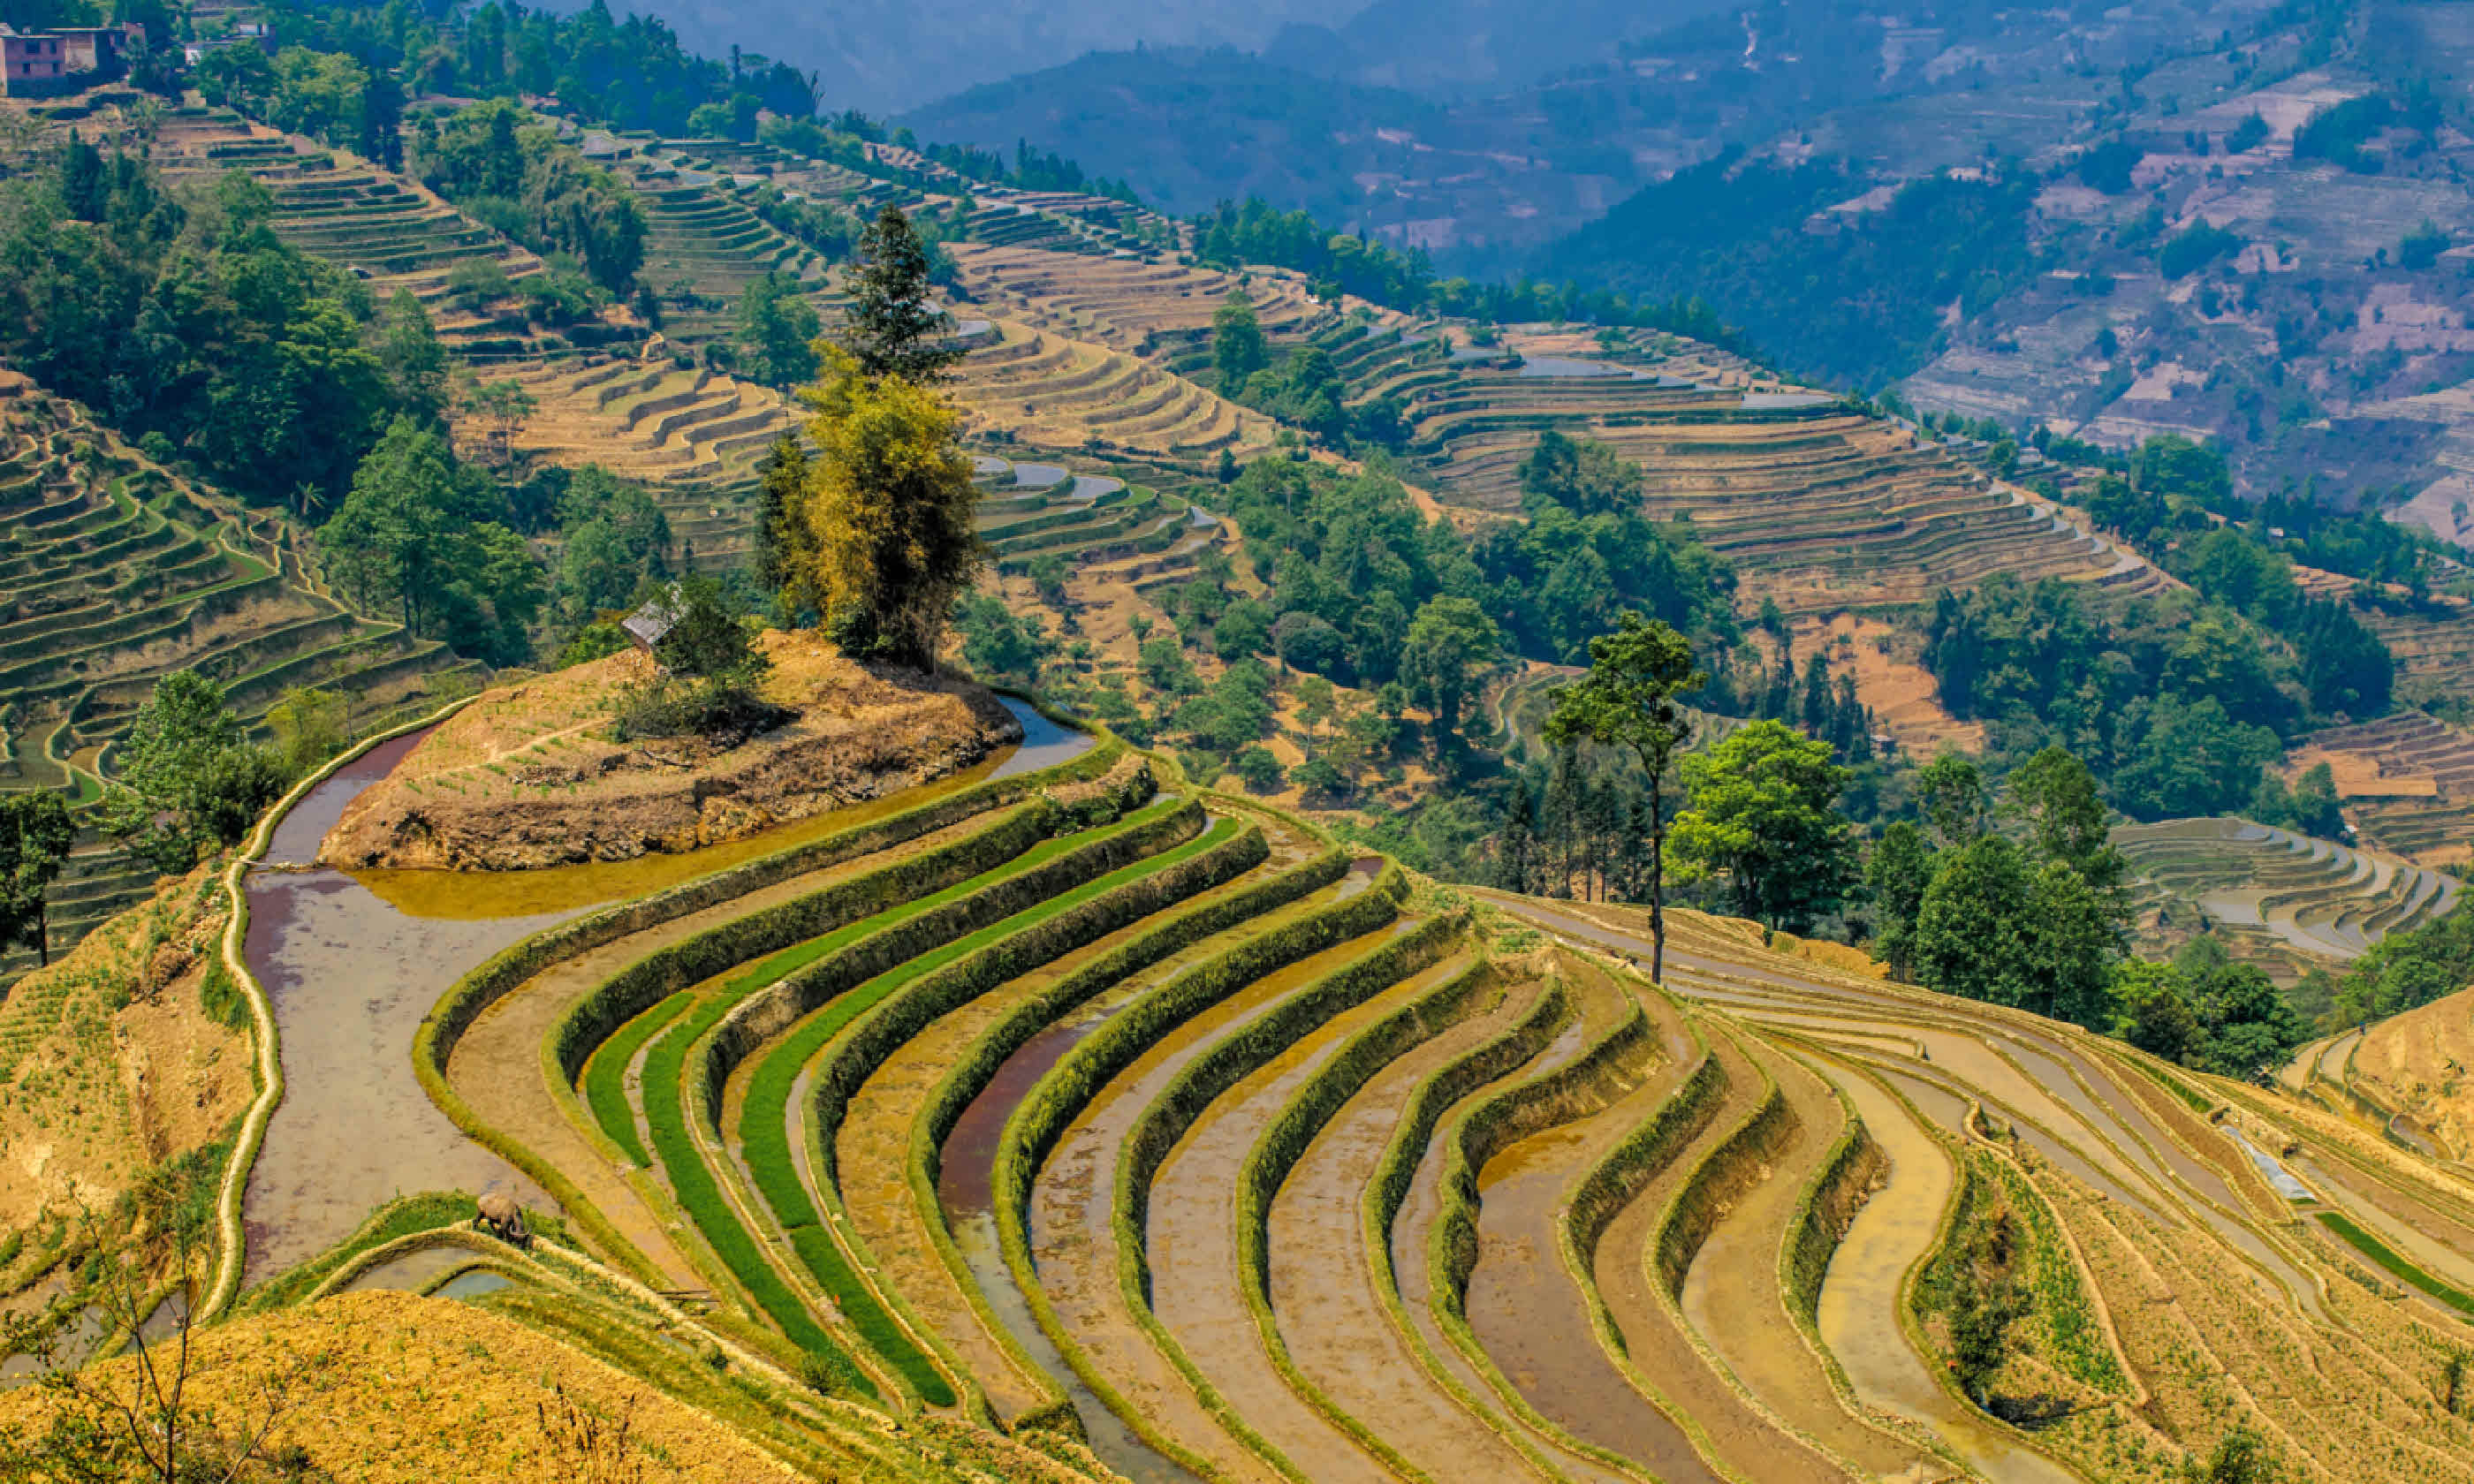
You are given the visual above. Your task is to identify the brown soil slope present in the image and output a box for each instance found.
[2348,982,2474,1156]
[0,1291,797,1483]
[323,637,1019,870]
[0,865,250,1237]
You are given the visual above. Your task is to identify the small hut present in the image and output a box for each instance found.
[622,584,685,661]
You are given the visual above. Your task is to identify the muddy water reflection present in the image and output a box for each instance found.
[242,729,579,1288]
[937,953,1194,1481]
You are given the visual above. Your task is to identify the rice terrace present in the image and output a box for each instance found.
[6,4,2474,1481]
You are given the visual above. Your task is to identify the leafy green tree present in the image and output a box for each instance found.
[1544,613,1705,980]
[837,207,960,383]
[1916,752,1988,847]
[2111,696,2280,821]
[1671,719,1857,932]
[1912,835,2116,1026]
[2112,960,2199,1063]
[784,349,982,666]
[2007,744,2123,890]
[955,593,1046,681]
[0,792,75,967]
[318,418,543,663]
[554,468,672,623]
[1865,821,1935,980]
[734,272,823,390]
[2250,761,2344,838]
[1233,746,1284,794]
[1211,290,1269,389]
[1518,428,1643,518]
[2203,1426,2275,1484]
[263,686,349,776]
[97,674,289,874]
[377,291,450,426]
[2189,951,2306,1079]
[754,435,808,596]
[1400,596,1501,764]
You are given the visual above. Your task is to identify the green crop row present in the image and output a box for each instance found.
[729,801,1222,1406]
[2316,1211,2474,1317]
[634,967,873,1391]
[580,991,691,1166]
[556,803,1052,1089]
[908,828,1339,1429]
[633,791,1175,1389]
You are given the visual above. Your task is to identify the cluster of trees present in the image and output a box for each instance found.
[0,140,429,506]
[94,674,295,877]
[261,0,819,140]
[1869,749,2309,1076]
[2324,901,2474,1027]
[1204,446,1733,706]
[1193,198,1746,348]
[317,419,547,664]
[1918,571,2379,820]
[409,100,646,294]
[195,42,406,167]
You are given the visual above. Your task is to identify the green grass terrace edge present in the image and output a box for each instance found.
[1227,949,1497,1484]
[1423,962,1665,1483]
[207,693,478,1321]
[1355,961,1578,1480]
[991,860,1409,1480]
[798,812,1269,1426]
[1109,900,1463,1483]
[908,804,1340,1440]
[413,725,1127,1291]
[2315,1209,2474,1317]
[717,793,1204,1408]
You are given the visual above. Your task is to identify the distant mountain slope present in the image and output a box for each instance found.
[899,49,1435,219]
[564,0,1368,115]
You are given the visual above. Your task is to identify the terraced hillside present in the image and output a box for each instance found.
[952,255,2169,621]
[2114,817,2463,983]
[481,355,797,568]
[2286,989,2474,1170]
[0,373,478,983]
[955,320,1278,462]
[142,108,582,365]
[132,677,2470,1483]
[617,158,831,345]
[950,245,1339,356]
[2289,711,2474,867]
